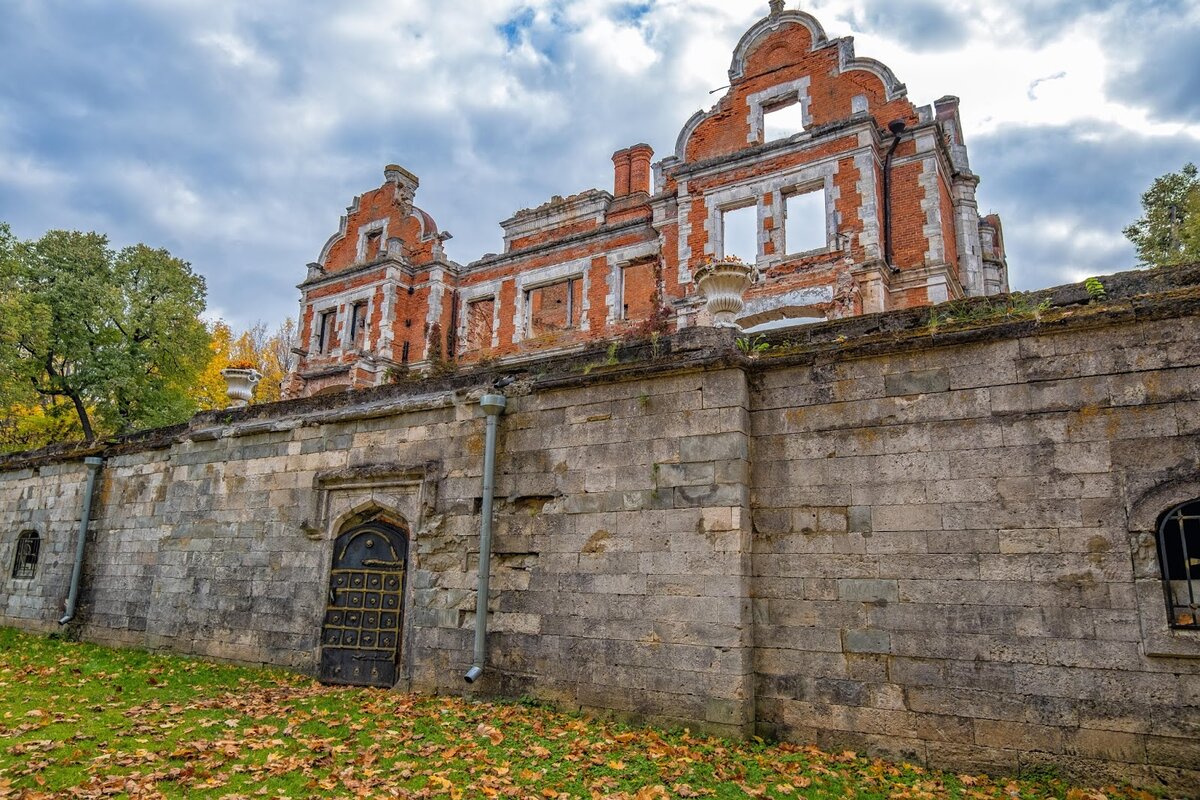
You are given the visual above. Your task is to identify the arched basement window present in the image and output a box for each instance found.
[1158,500,1200,629]
[11,530,40,579]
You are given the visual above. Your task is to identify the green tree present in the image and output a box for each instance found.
[1124,162,1200,267]
[2,228,210,443]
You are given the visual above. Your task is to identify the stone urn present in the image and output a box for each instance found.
[694,258,758,328]
[220,367,262,408]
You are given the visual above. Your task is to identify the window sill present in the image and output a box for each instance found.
[1135,579,1200,659]
[760,249,837,271]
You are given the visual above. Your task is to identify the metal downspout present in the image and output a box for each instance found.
[882,119,907,272]
[464,393,507,683]
[59,456,104,625]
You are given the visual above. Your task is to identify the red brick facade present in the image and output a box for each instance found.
[284,5,1007,398]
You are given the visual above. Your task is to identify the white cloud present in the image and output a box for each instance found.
[1,0,1196,330]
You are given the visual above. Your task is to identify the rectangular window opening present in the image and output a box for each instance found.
[763,99,807,142]
[721,205,759,263]
[349,302,368,347]
[365,230,382,259]
[12,532,39,579]
[466,298,496,351]
[621,260,658,321]
[317,309,337,354]
[527,278,582,337]
[785,189,828,255]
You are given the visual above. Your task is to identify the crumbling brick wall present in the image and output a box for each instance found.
[287,4,1007,398]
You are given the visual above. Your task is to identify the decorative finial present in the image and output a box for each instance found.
[769,0,785,16]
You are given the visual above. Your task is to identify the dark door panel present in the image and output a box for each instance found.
[318,521,408,688]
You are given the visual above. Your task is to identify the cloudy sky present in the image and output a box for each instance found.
[1,0,1197,329]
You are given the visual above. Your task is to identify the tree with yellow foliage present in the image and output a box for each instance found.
[195,319,296,409]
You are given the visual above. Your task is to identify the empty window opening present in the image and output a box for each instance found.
[527,279,582,337]
[466,298,496,351]
[621,261,658,321]
[349,302,368,347]
[12,530,40,579]
[722,205,759,262]
[763,99,808,142]
[1158,500,1200,629]
[365,229,382,259]
[317,309,337,354]
[785,189,827,254]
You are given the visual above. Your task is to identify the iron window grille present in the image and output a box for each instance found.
[11,530,40,579]
[1157,500,1200,629]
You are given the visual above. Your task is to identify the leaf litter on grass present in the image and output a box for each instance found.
[0,629,1165,799]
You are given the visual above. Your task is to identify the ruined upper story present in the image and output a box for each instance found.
[285,2,1008,399]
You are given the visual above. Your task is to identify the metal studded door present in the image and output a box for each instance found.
[318,521,408,687]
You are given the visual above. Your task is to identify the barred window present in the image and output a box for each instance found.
[11,530,40,580]
[1157,500,1200,629]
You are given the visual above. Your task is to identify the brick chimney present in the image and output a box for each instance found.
[628,143,654,196]
[612,148,632,197]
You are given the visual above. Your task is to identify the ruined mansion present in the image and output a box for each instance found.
[2,5,1198,794]
[283,3,1007,398]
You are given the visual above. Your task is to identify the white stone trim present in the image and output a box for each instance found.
[673,110,709,161]
[746,77,811,145]
[317,195,361,267]
[605,241,660,323]
[854,150,882,261]
[917,152,945,267]
[355,218,389,263]
[422,267,447,359]
[377,284,395,359]
[728,11,829,82]
[456,280,504,353]
[703,159,839,265]
[951,177,985,297]
[511,257,592,343]
[677,179,693,286]
[738,285,834,329]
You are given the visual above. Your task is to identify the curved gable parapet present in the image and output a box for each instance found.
[674,108,712,161]
[728,10,829,82]
[413,207,439,242]
[317,195,361,267]
[834,39,907,102]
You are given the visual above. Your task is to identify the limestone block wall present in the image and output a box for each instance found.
[0,462,92,632]
[750,311,1200,788]
[476,368,753,731]
[0,346,755,735]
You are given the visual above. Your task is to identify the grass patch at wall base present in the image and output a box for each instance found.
[0,629,1159,799]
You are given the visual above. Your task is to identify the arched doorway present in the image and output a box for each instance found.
[318,520,409,687]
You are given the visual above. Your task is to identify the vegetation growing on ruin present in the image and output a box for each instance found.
[926,293,1052,331]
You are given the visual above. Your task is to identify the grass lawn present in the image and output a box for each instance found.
[0,628,1156,799]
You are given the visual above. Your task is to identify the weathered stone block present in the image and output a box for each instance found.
[838,579,899,603]
[843,629,891,654]
[885,368,950,396]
